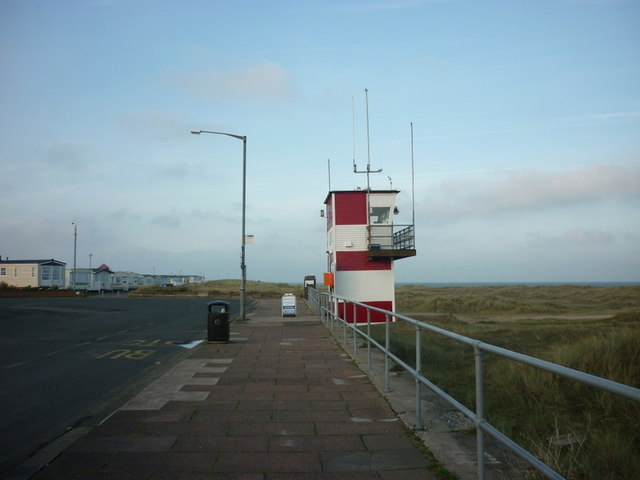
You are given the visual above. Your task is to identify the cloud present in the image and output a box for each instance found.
[412,111,640,143]
[555,0,640,5]
[107,208,142,223]
[114,110,191,140]
[340,0,451,13]
[561,111,640,128]
[0,218,68,255]
[158,163,190,179]
[151,214,181,228]
[177,61,296,102]
[527,229,616,247]
[109,246,221,277]
[46,142,89,171]
[422,164,640,221]
[584,112,640,121]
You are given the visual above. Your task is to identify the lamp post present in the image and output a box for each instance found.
[191,129,248,321]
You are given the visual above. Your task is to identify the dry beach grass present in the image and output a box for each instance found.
[132,279,304,299]
[389,284,640,479]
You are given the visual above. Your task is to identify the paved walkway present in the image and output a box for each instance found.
[30,299,439,479]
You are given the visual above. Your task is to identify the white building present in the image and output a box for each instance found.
[1,255,205,292]
[0,258,66,288]
[111,271,206,291]
[112,271,146,291]
[66,264,114,291]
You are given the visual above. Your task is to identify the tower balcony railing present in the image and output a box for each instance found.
[367,224,416,260]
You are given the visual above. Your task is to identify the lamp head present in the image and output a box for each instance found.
[190,130,201,134]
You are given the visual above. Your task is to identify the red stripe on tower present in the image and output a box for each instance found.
[336,251,391,271]
[338,301,392,324]
[335,192,367,225]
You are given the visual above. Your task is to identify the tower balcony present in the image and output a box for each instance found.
[367,224,417,260]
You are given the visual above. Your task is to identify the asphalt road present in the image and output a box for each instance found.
[0,295,239,479]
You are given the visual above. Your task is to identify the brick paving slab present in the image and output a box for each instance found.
[31,299,438,479]
[68,435,177,453]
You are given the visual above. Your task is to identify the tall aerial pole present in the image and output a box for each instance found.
[72,221,77,291]
[353,88,382,190]
[411,122,416,228]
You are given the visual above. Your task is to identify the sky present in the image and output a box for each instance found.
[1,0,639,284]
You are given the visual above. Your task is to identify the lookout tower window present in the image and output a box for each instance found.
[369,207,391,225]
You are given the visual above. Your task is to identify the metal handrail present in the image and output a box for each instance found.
[392,224,415,250]
[368,224,415,250]
[307,288,640,480]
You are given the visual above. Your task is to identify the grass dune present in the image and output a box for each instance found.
[387,284,640,480]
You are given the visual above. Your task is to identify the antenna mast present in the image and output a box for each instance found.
[411,122,416,228]
[353,88,382,190]
[352,97,356,174]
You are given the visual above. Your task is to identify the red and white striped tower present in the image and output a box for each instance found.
[324,189,416,324]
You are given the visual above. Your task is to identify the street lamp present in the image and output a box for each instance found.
[191,129,248,321]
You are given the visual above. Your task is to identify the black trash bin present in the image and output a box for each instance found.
[207,300,230,343]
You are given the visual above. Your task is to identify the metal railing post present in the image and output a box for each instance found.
[384,313,392,392]
[343,302,348,344]
[326,293,330,323]
[323,293,327,321]
[366,308,372,370]
[332,298,337,332]
[415,324,424,430]
[324,294,329,324]
[353,303,358,355]
[474,344,486,480]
